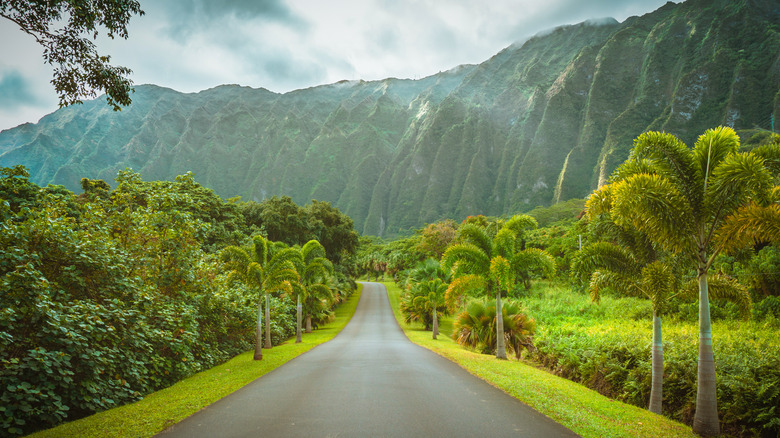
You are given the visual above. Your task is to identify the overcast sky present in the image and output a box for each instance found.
[0,0,673,132]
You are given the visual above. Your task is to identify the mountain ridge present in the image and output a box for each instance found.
[1,0,778,237]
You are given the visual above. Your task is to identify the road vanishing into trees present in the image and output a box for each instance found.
[157,282,578,437]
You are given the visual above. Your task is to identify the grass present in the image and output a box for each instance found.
[382,280,697,438]
[27,285,363,438]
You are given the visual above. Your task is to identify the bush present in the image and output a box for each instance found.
[0,172,256,436]
[525,283,780,437]
[452,298,536,359]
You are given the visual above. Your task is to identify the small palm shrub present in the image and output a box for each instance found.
[452,298,536,359]
[400,279,447,331]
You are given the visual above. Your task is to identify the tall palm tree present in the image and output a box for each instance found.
[442,215,554,359]
[283,240,335,342]
[600,127,777,435]
[220,235,301,360]
[574,242,676,414]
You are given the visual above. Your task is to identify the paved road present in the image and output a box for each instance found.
[157,282,579,437]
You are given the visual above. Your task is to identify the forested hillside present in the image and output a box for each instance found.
[1,0,778,237]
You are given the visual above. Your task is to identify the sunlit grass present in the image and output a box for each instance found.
[27,285,363,438]
[382,280,696,438]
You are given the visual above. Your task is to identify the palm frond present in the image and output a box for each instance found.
[716,202,780,251]
[588,270,639,303]
[301,240,327,264]
[680,273,752,318]
[220,245,250,267]
[514,248,556,279]
[585,184,613,219]
[306,283,334,303]
[503,214,537,237]
[492,228,516,258]
[457,224,492,256]
[632,131,703,211]
[610,158,658,183]
[269,247,305,273]
[445,274,486,311]
[251,235,269,265]
[246,262,264,288]
[640,260,677,314]
[707,274,752,319]
[750,138,780,176]
[694,126,741,183]
[612,174,696,254]
[490,256,513,292]
[706,151,772,221]
[572,242,637,282]
[442,243,490,276]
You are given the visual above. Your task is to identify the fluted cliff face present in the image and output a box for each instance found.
[2,0,778,236]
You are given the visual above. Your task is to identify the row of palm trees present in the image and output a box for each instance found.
[401,127,778,436]
[572,127,779,436]
[220,236,335,360]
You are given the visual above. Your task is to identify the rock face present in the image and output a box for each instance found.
[2,0,778,237]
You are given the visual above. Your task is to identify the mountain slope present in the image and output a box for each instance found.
[1,0,778,237]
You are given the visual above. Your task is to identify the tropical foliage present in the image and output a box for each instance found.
[400,278,448,337]
[596,127,777,436]
[441,215,554,359]
[452,298,536,359]
[0,166,356,436]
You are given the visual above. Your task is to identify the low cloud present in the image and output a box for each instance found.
[0,0,674,131]
[0,71,41,108]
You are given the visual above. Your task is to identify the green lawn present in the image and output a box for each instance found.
[27,285,362,438]
[381,280,697,438]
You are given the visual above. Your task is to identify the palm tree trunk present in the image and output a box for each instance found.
[693,268,720,436]
[648,311,663,414]
[264,292,272,349]
[305,314,312,333]
[432,308,438,340]
[254,296,263,360]
[495,290,507,360]
[296,295,302,343]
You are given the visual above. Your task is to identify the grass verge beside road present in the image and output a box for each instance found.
[28,285,363,438]
[381,280,696,438]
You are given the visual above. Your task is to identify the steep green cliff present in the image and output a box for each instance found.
[1,0,778,236]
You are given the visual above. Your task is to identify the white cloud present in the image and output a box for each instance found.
[0,0,673,131]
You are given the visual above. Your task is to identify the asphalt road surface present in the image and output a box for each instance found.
[157,282,579,437]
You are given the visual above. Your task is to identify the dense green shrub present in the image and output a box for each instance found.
[525,283,780,437]
[753,296,780,324]
[452,298,536,359]
[0,169,303,436]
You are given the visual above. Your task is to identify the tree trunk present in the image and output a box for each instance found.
[495,291,507,360]
[306,314,312,333]
[264,292,272,349]
[254,296,263,360]
[648,311,663,414]
[296,295,303,343]
[693,268,720,436]
[432,308,438,340]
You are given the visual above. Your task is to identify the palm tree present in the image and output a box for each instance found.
[400,278,448,338]
[300,240,335,334]
[442,215,554,359]
[452,298,536,358]
[716,186,780,249]
[220,235,301,360]
[600,127,777,435]
[573,242,675,414]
